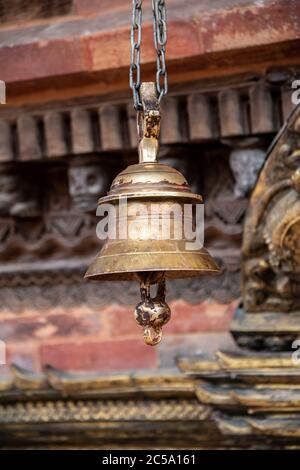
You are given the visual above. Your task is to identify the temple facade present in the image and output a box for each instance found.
[0,0,299,449]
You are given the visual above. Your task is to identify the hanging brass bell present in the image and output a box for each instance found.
[85,83,220,345]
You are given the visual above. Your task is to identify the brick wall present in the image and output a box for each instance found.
[0,0,277,378]
[0,297,239,375]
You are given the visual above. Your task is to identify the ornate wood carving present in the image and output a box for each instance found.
[68,158,112,213]
[178,350,300,444]
[0,165,41,217]
[2,354,300,448]
[0,364,209,449]
[2,71,295,311]
[232,104,300,350]
[0,113,253,309]
[0,73,297,162]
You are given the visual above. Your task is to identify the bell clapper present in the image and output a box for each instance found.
[134,272,171,346]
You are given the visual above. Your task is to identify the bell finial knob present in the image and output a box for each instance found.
[134,273,171,346]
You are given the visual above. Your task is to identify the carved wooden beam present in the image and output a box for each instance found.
[177,350,300,444]
[0,73,298,163]
[0,364,213,449]
[1,364,196,397]
[3,354,300,448]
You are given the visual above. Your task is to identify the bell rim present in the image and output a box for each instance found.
[85,267,220,281]
[85,249,220,281]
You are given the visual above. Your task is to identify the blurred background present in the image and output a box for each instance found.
[0,0,299,449]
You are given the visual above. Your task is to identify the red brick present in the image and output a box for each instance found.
[163,300,238,335]
[104,300,238,338]
[0,38,87,85]
[1,1,300,91]
[200,0,300,55]
[74,0,125,16]
[104,305,139,338]
[6,343,40,372]
[0,312,103,342]
[40,339,157,372]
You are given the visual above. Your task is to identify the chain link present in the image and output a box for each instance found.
[130,0,143,110]
[130,0,168,110]
[152,0,168,103]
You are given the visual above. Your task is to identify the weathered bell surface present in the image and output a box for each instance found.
[85,83,220,345]
[85,161,219,281]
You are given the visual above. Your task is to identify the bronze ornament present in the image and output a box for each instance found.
[86,83,219,344]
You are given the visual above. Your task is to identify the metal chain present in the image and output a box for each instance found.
[130,0,143,110]
[130,0,168,110]
[152,0,168,103]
